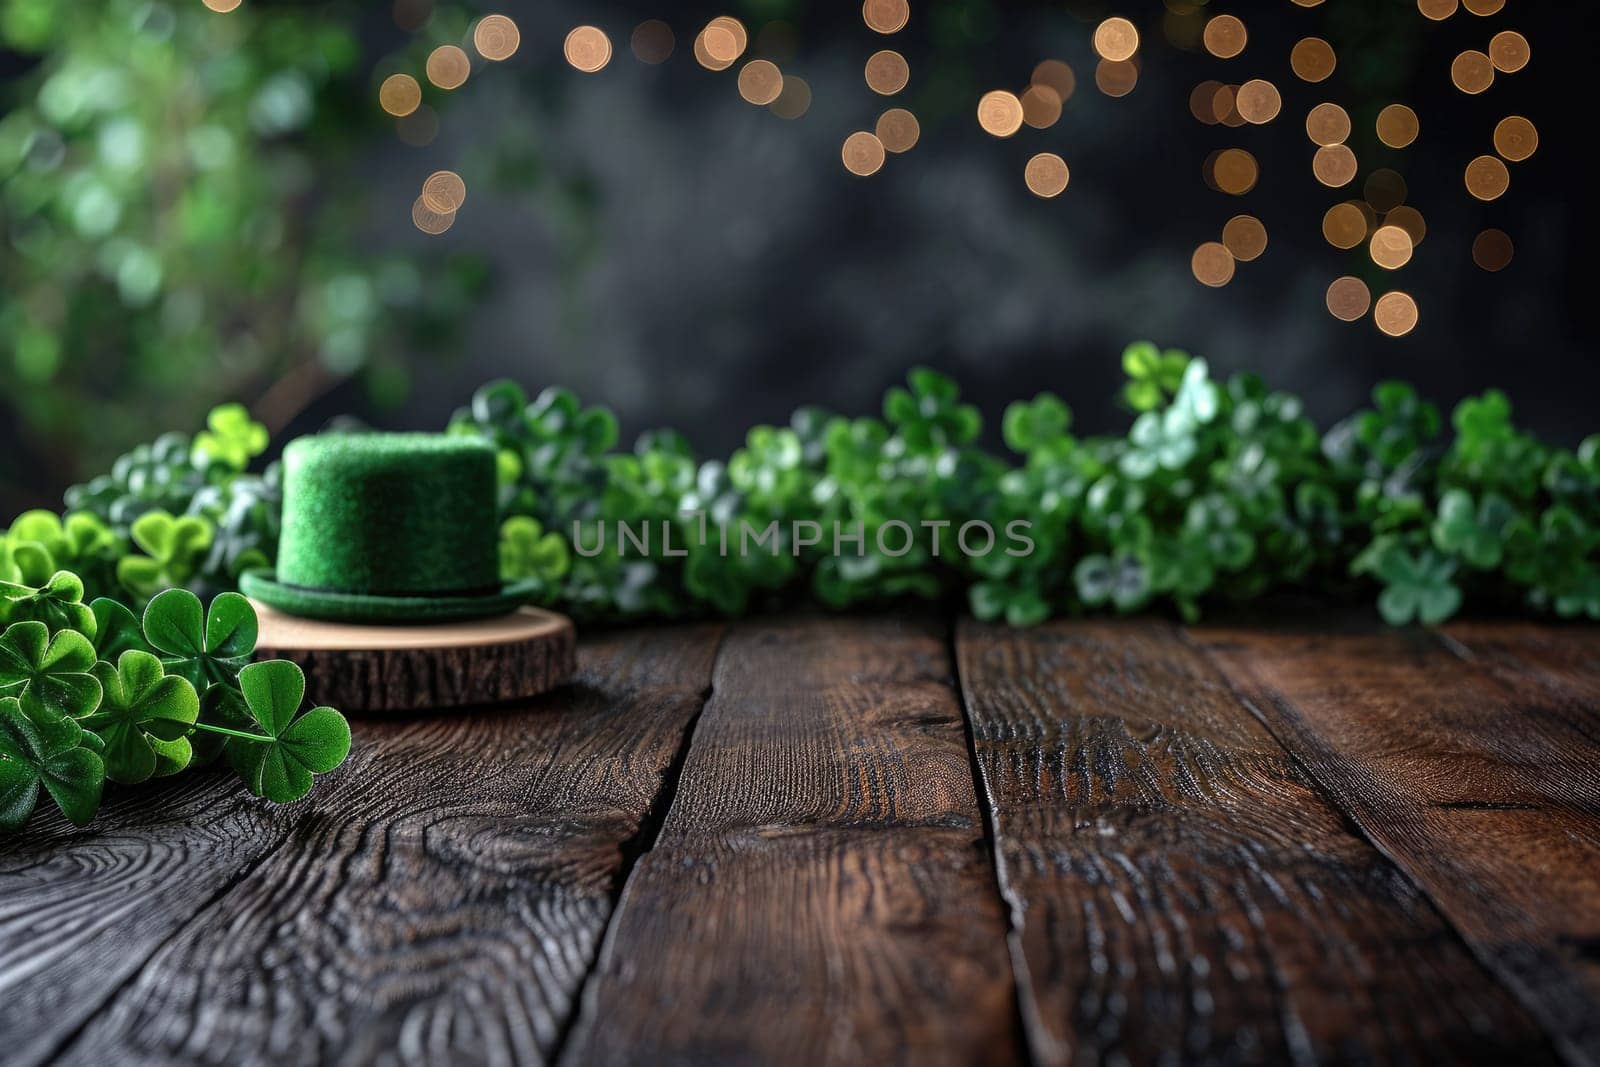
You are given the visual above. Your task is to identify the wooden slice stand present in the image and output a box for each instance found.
[251,601,576,713]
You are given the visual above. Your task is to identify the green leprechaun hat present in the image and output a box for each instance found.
[240,433,539,623]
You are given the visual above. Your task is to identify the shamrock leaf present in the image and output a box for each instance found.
[498,517,572,586]
[0,571,96,637]
[1074,553,1151,612]
[1120,341,1190,412]
[116,510,214,600]
[190,403,269,472]
[1002,393,1073,454]
[1431,489,1524,569]
[1362,542,1462,626]
[82,651,200,784]
[0,622,102,723]
[884,368,982,453]
[4,511,117,575]
[91,597,151,662]
[0,696,104,831]
[227,660,350,803]
[142,589,257,691]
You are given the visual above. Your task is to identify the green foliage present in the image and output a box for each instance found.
[115,511,214,601]
[0,563,349,833]
[498,517,571,603]
[0,0,483,483]
[227,660,350,804]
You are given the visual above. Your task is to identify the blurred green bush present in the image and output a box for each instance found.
[0,0,482,492]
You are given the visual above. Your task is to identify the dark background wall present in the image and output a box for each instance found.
[4,0,1595,510]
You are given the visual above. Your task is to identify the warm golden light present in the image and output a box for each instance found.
[1214,85,1244,127]
[1235,80,1281,124]
[1212,148,1258,195]
[707,16,748,58]
[565,26,613,73]
[421,170,466,213]
[1312,145,1357,187]
[738,60,784,105]
[1095,59,1139,97]
[395,106,439,147]
[1386,206,1426,247]
[1464,154,1510,200]
[474,15,520,62]
[1305,103,1351,146]
[1322,203,1368,249]
[694,31,733,71]
[875,108,920,152]
[1191,242,1235,287]
[1493,116,1538,161]
[1375,104,1419,148]
[862,0,910,34]
[1024,153,1071,198]
[631,20,675,65]
[1093,17,1140,62]
[771,76,813,120]
[1190,81,1224,125]
[412,196,455,235]
[425,46,471,91]
[865,50,910,95]
[1222,214,1268,261]
[1417,0,1458,19]
[1451,50,1494,94]
[1364,169,1407,213]
[1472,228,1514,271]
[1020,85,1063,129]
[1462,0,1504,14]
[1289,37,1336,82]
[1326,276,1371,321]
[1369,225,1413,270]
[977,90,1025,137]
[1489,31,1530,73]
[202,0,242,11]
[379,74,422,118]
[1374,292,1419,337]
[842,131,887,176]
[1032,60,1076,103]
[1202,15,1247,59]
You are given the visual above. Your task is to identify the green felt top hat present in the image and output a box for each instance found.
[240,433,537,623]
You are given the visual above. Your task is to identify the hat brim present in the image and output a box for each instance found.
[239,568,543,624]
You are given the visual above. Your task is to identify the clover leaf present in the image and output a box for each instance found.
[1002,393,1073,455]
[116,510,214,601]
[0,621,102,723]
[82,651,200,784]
[91,597,151,662]
[1431,489,1525,569]
[1074,553,1151,612]
[884,368,981,453]
[498,517,572,588]
[1359,541,1462,626]
[1,571,97,637]
[0,696,105,831]
[225,660,350,803]
[190,402,268,473]
[142,588,256,691]
[1120,341,1190,412]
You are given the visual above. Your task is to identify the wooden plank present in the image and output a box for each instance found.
[0,774,314,1065]
[561,615,1021,1066]
[956,619,1555,1066]
[1194,623,1600,1064]
[1443,621,1600,714]
[54,625,723,1065]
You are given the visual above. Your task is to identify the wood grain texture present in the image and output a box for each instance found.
[561,615,1021,1067]
[254,604,576,712]
[54,625,722,1067]
[1194,623,1600,1065]
[956,619,1554,1066]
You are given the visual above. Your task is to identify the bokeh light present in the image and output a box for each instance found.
[1463,0,1505,14]
[1489,31,1530,73]
[1095,60,1139,97]
[1191,242,1235,287]
[1312,144,1357,187]
[1236,80,1281,124]
[202,0,242,11]
[1493,116,1538,161]
[842,131,887,176]
[421,170,466,213]
[425,46,471,90]
[1375,104,1419,148]
[771,76,813,120]
[1093,17,1140,62]
[1306,103,1351,146]
[1032,60,1076,103]
[411,196,455,235]
[1369,225,1414,270]
[1472,229,1515,271]
[1326,276,1372,321]
[1222,214,1268,261]
[631,20,675,65]
[1374,292,1419,336]
[1464,154,1510,200]
[379,74,421,118]
[1322,203,1369,248]
[1020,85,1063,129]
[1024,153,1071,198]
[1417,0,1458,18]
[473,15,520,62]
[1211,148,1259,195]
[1290,38,1336,82]
[1451,50,1494,94]
[1386,205,1427,246]
[738,60,784,105]
[862,0,910,34]
[1202,15,1247,60]
[565,26,613,73]
[875,108,920,152]
[977,90,1024,137]
[865,50,909,95]
[1364,169,1407,213]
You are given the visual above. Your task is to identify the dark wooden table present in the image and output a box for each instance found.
[3,615,1597,1066]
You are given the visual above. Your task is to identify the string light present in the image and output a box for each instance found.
[379,74,421,117]
[876,108,920,152]
[977,91,1024,137]
[864,50,909,95]
[1374,292,1419,336]
[1024,153,1070,197]
[425,46,471,90]
[738,60,784,105]
[473,15,520,62]
[1326,277,1371,321]
[842,131,886,175]
[1493,116,1538,161]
